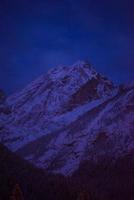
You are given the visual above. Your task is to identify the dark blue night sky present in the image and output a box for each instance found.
[0,0,134,94]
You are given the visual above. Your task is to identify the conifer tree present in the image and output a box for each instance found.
[10,184,24,200]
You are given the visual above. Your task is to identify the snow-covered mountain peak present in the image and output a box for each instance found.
[47,60,97,82]
[71,60,92,69]
[1,61,133,176]
[6,61,114,115]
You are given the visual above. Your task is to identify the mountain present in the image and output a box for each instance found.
[0,61,134,175]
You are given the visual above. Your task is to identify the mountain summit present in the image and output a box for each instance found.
[0,61,134,175]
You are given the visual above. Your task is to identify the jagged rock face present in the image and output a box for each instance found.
[7,61,114,122]
[0,61,134,175]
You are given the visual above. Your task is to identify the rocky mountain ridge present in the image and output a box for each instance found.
[0,61,134,175]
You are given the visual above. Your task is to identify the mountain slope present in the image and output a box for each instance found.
[0,61,134,175]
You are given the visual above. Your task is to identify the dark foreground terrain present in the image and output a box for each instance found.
[0,143,134,200]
